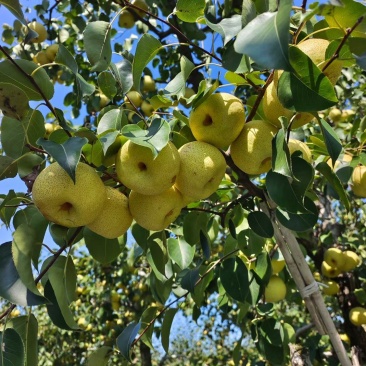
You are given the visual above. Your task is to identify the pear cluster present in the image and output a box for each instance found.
[33,44,59,65]
[321,247,361,279]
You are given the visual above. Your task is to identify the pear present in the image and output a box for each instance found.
[131,0,149,17]
[342,250,361,272]
[129,187,183,231]
[118,10,135,28]
[329,108,342,123]
[174,141,226,201]
[271,257,286,274]
[141,100,155,117]
[263,38,343,129]
[142,75,156,92]
[351,165,366,198]
[349,307,366,326]
[189,93,245,149]
[230,120,278,175]
[116,141,180,195]
[33,51,50,65]
[321,261,341,278]
[264,275,287,303]
[324,247,346,269]
[124,91,143,109]
[28,21,47,43]
[32,162,106,227]
[288,139,312,163]
[322,280,339,296]
[86,186,133,239]
[45,44,59,62]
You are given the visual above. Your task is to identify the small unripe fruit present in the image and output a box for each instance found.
[28,21,47,43]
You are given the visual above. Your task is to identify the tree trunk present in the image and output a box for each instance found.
[140,342,152,366]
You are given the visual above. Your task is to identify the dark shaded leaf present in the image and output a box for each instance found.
[116,322,141,362]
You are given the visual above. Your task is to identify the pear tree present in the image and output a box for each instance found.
[1,0,366,365]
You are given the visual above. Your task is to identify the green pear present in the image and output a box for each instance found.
[189,93,245,149]
[118,10,135,28]
[86,186,133,239]
[142,75,156,92]
[321,260,341,278]
[129,187,183,231]
[230,120,278,175]
[141,100,154,116]
[329,108,342,123]
[131,0,149,17]
[124,91,143,109]
[352,165,366,197]
[324,247,346,269]
[45,44,59,62]
[28,21,47,43]
[32,162,106,227]
[116,141,180,195]
[174,141,226,201]
[264,275,287,303]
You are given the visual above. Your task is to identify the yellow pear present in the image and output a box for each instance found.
[288,139,312,163]
[352,165,366,197]
[189,93,245,149]
[324,247,346,269]
[116,141,180,195]
[129,187,183,231]
[322,280,339,296]
[329,108,342,123]
[342,250,361,272]
[174,141,227,201]
[230,120,278,175]
[86,187,133,239]
[142,75,156,92]
[32,162,106,227]
[349,307,366,326]
[263,39,343,129]
[28,21,47,43]
[271,257,286,274]
[321,261,341,278]
[33,51,50,65]
[118,10,135,28]
[339,334,350,345]
[264,275,287,303]
[45,44,59,62]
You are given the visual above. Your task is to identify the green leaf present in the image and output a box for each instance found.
[54,44,78,74]
[147,238,167,280]
[97,109,124,135]
[87,346,112,366]
[83,21,112,72]
[140,306,158,349]
[116,322,141,362]
[276,196,318,232]
[222,41,251,73]
[98,71,117,99]
[205,14,242,46]
[6,315,38,366]
[1,110,44,159]
[13,206,48,269]
[191,265,214,306]
[319,118,342,166]
[0,59,54,101]
[220,257,249,303]
[254,252,272,280]
[278,47,338,112]
[238,229,266,257]
[150,272,172,304]
[122,117,170,157]
[248,211,274,238]
[133,34,162,92]
[241,0,257,27]
[12,224,44,297]
[0,328,25,366]
[175,0,205,22]
[167,238,195,270]
[183,211,209,245]
[75,73,96,99]
[84,227,125,264]
[164,56,195,99]
[180,266,200,293]
[316,162,350,210]
[272,129,292,178]
[36,137,88,182]
[0,242,46,306]
[0,156,18,180]
[41,256,78,330]
[161,308,178,353]
[0,0,26,23]
[17,153,43,179]
[234,0,292,70]
[110,60,133,95]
